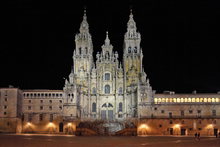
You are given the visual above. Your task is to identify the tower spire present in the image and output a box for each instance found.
[80,8,89,33]
[105,31,110,46]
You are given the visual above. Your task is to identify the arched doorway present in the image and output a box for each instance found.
[101,103,114,121]
[59,122,63,132]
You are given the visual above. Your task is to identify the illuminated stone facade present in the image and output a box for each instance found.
[63,10,153,122]
[0,10,219,136]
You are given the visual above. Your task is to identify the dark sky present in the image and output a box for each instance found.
[1,0,220,93]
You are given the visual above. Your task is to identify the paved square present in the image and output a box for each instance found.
[0,134,220,147]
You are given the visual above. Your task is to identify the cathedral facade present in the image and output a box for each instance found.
[63,10,153,122]
[0,10,220,136]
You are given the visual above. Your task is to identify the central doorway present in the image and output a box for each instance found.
[101,103,114,121]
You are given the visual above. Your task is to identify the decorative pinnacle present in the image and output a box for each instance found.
[83,7,87,20]
[105,31,110,45]
[129,9,133,19]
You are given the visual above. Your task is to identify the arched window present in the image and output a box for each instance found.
[134,47,137,53]
[92,103,96,112]
[128,47,131,53]
[92,87,96,94]
[119,102,122,112]
[108,103,113,107]
[105,73,110,80]
[79,47,81,54]
[119,87,123,94]
[105,85,110,94]
[85,47,88,54]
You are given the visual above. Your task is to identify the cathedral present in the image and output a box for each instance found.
[63,9,153,121]
[0,10,219,136]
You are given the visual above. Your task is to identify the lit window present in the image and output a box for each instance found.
[192,98,195,102]
[177,98,180,103]
[212,98,215,102]
[208,98,211,102]
[196,98,200,102]
[181,98,184,103]
[204,98,207,102]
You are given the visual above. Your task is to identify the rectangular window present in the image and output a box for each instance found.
[169,120,173,124]
[40,100,43,103]
[169,112,172,118]
[197,110,201,113]
[39,114,43,121]
[161,110,164,113]
[59,100,62,103]
[104,73,110,80]
[118,114,123,118]
[49,106,52,110]
[4,112,7,115]
[4,105,7,109]
[40,106,43,110]
[28,114,32,122]
[59,106,62,110]
[28,106,31,110]
[5,98,7,102]
[212,110,216,116]
[50,114,53,122]
[189,110,193,114]
[181,110,184,116]
[29,100,31,103]
[49,100,52,103]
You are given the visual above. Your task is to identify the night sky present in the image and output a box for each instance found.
[1,0,220,93]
